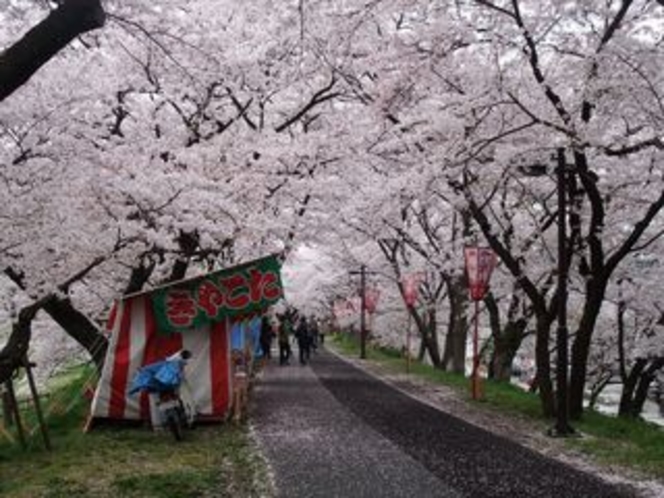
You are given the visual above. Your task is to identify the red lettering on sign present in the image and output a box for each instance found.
[248,268,263,302]
[221,274,250,309]
[262,272,282,300]
[166,290,197,327]
[198,281,225,318]
[248,269,282,302]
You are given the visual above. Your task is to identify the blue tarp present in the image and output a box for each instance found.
[129,360,184,394]
[249,317,262,358]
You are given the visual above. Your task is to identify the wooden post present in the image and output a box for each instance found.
[4,379,26,449]
[24,358,51,451]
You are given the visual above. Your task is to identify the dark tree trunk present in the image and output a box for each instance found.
[162,230,201,284]
[0,304,39,384]
[41,297,107,371]
[123,259,156,295]
[423,307,442,368]
[1,387,12,426]
[485,292,530,382]
[569,281,607,419]
[442,274,468,374]
[490,321,527,382]
[535,317,555,418]
[619,358,664,418]
[619,359,645,417]
[409,305,440,367]
[417,336,426,362]
[0,0,106,102]
[5,268,108,372]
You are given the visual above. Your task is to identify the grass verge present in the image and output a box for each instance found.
[0,366,273,498]
[332,332,664,480]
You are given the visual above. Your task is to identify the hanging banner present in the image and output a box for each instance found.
[152,254,284,333]
[464,247,497,301]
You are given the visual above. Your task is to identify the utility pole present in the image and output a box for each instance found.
[350,265,373,359]
[554,147,574,436]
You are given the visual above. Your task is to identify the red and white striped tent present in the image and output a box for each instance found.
[88,255,283,427]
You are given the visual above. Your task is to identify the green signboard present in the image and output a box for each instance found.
[152,254,284,333]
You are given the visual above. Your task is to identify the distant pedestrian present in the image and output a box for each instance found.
[278,317,292,366]
[260,315,274,360]
[295,316,311,365]
[309,316,320,352]
[319,317,328,345]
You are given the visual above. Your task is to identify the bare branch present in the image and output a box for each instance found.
[510,0,573,127]
[598,1,635,51]
[275,76,340,133]
[227,87,257,130]
[605,137,664,157]
[474,0,515,18]
[606,187,664,274]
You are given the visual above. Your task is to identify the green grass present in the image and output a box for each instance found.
[0,366,272,498]
[331,332,664,479]
[570,410,664,478]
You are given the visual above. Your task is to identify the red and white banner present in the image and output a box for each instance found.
[464,247,497,301]
[90,295,232,424]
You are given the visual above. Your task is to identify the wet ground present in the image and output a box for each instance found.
[251,347,639,498]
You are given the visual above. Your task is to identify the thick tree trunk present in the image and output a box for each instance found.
[42,297,107,371]
[417,337,426,362]
[0,0,106,102]
[490,321,527,382]
[569,281,606,419]
[442,275,468,374]
[0,304,40,384]
[423,307,442,368]
[535,317,555,418]
[123,259,156,295]
[619,359,644,417]
[5,268,108,373]
[619,358,664,418]
[485,293,529,382]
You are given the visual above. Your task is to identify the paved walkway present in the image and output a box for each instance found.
[251,348,637,498]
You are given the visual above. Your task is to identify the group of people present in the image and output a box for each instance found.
[260,311,322,366]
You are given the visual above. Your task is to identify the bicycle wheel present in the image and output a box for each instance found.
[165,407,183,441]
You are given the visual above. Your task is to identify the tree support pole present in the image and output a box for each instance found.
[4,379,26,449]
[24,358,51,451]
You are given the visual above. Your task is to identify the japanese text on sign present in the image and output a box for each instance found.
[152,255,284,333]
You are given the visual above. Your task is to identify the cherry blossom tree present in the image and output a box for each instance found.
[2,0,664,427]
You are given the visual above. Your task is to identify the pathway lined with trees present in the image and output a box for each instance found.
[1,0,663,438]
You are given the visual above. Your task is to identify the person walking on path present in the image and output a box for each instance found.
[309,316,320,353]
[260,315,274,360]
[295,316,311,365]
[278,317,292,366]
